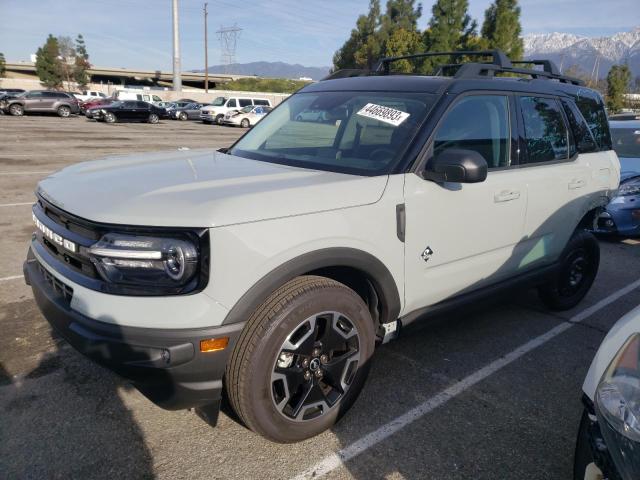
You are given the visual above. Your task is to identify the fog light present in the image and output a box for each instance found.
[605,220,614,227]
[200,337,229,352]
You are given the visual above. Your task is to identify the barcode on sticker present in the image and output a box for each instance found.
[356,103,410,126]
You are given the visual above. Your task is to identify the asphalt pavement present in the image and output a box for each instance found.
[1,114,639,480]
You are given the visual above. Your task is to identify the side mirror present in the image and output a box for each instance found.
[423,148,488,183]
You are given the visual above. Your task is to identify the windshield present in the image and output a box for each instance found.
[108,101,123,107]
[211,96,227,106]
[240,106,253,113]
[229,91,434,175]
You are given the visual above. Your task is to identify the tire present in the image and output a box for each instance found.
[148,113,159,124]
[215,114,224,125]
[9,104,24,116]
[57,105,71,117]
[538,230,600,311]
[573,410,595,480]
[104,112,116,124]
[241,118,250,128]
[226,275,375,443]
[179,112,187,121]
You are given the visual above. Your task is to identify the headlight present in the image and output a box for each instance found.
[618,183,640,196]
[596,334,640,442]
[88,233,200,291]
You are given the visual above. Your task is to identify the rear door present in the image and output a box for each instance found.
[120,101,138,120]
[135,101,150,120]
[404,92,528,311]
[516,94,592,267]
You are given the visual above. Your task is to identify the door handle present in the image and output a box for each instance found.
[568,179,586,190]
[494,190,521,203]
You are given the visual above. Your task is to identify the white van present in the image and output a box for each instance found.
[200,96,271,124]
[113,90,164,105]
[74,90,107,102]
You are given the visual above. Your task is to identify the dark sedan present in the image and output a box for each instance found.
[90,100,167,124]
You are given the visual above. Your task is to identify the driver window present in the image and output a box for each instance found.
[434,95,510,169]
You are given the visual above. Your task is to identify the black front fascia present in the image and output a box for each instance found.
[32,195,210,296]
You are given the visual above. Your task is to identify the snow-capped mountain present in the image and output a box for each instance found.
[523,27,640,78]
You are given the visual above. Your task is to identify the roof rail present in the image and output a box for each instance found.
[373,50,512,74]
[321,68,371,81]
[454,62,584,85]
[511,59,560,75]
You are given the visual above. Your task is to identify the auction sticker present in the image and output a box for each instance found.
[356,103,410,126]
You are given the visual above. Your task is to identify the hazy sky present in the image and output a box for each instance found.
[1,0,638,70]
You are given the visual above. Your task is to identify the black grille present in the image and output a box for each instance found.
[37,261,74,304]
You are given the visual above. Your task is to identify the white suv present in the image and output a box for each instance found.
[200,96,271,124]
[24,51,620,443]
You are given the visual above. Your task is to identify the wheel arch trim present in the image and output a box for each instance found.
[221,247,401,326]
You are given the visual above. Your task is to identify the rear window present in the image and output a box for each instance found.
[238,99,252,107]
[254,99,270,106]
[560,99,598,154]
[569,89,612,151]
[519,96,569,164]
[230,91,435,176]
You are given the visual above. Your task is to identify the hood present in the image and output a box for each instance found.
[37,149,388,228]
[583,304,640,400]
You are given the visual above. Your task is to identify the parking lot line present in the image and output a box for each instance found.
[0,275,23,282]
[0,202,32,208]
[290,278,640,480]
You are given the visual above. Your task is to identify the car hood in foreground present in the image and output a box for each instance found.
[36,149,388,227]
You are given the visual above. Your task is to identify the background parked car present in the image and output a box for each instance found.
[81,97,114,115]
[574,305,640,480]
[90,100,166,124]
[112,89,164,105]
[222,105,272,128]
[0,88,25,95]
[200,96,272,124]
[74,90,108,102]
[170,102,205,120]
[1,90,79,117]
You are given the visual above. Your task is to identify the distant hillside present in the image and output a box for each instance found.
[523,26,640,79]
[193,61,331,81]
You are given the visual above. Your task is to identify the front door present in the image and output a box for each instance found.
[403,93,527,313]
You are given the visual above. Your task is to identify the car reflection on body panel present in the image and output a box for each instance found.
[594,121,640,237]
[222,105,272,128]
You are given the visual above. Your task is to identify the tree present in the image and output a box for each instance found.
[57,36,76,90]
[422,0,478,72]
[384,28,423,72]
[74,34,91,88]
[333,0,382,70]
[606,64,631,113]
[481,0,523,60]
[35,34,63,89]
[0,52,6,78]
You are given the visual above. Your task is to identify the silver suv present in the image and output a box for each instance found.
[24,50,620,443]
[2,90,80,117]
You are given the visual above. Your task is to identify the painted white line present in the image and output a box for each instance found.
[291,278,640,480]
[0,275,23,282]
[0,171,51,176]
[0,202,32,208]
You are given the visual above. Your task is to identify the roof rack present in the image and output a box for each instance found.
[324,50,585,86]
[373,50,512,74]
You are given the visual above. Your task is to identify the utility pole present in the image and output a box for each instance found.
[204,2,209,93]
[172,0,182,92]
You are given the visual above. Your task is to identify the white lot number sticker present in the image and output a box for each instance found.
[357,103,410,126]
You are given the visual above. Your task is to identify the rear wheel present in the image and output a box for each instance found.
[148,113,159,124]
[241,118,250,128]
[215,114,224,125]
[226,276,375,443]
[104,112,116,123]
[57,105,71,117]
[538,230,599,310]
[9,104,24,116]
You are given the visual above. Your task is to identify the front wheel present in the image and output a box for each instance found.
[9,104,24,116]
[226,276,375,443]
[240,118,250,128]
[148,113,159,124]
[538,230,599,310]
[57,105,71,117]
[215,114,224,125]
[104,112,116,123]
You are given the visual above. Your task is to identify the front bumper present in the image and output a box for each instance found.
[24,246,244,412]
[594,201,640,237]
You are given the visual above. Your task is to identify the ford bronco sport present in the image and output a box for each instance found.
[24,51,620,443]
